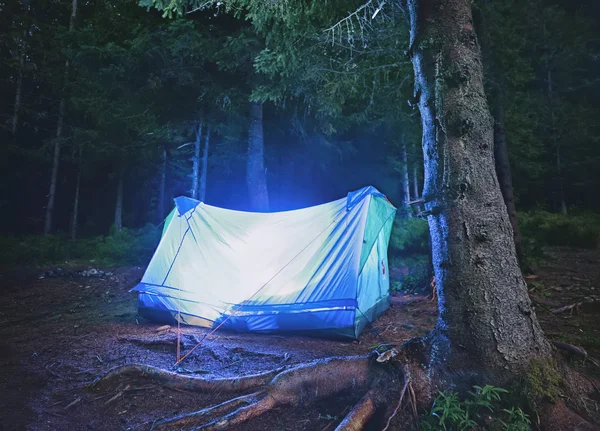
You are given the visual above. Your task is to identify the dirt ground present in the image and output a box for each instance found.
[0,247,598,431]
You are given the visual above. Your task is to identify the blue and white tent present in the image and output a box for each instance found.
[132,186,396,339]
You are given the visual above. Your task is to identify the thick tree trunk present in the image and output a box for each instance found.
[474,6,526,265]
[494,102,525,263]
[157,146,167,223]
[401,139,412,217]
[70,146,82,240]
[247,102,269,211]
[191,122,202,200]
[44,0,78,235]
[407,0,550,380]
[199,126,210,202]
[114,162,125,232]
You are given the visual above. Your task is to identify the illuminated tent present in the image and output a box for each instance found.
[132,186,396,339]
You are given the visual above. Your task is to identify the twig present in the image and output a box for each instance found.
[382,377,409,431]
[104,384,130,405]
[64,397,81,409]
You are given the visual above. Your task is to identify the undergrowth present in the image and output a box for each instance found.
[389,216,433,293]
[0,224,160,267]
[421,385,531,430]
[519,211,600,250]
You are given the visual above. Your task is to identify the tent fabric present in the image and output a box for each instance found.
[132,186,396,339]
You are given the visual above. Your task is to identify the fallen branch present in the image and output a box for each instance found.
[552,341,600,367]
[551,302,583,314]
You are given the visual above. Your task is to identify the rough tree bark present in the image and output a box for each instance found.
[401,138,412,217]
[114,161,125,232]
[70,145,82,240]
[157,146,167,224]
[407,0,550,381]
[44,0,77,235]
[474,5,525,263]
[247,101,269,211]
[191,122,202,200]
[199,126,210,202]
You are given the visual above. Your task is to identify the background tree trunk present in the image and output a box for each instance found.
[199,126,210,202]
[546,68,567,215]
[191,122,202,199]
[44,0,78,235]
[494,102,525,264]
[11,48,25,140]
[412,161,419,200]
[407,0,550,380]
[70,146,82,240]
[401,139,412,217]
[114,162,125,232]
[247,101,269,211]
[157,146,167,223]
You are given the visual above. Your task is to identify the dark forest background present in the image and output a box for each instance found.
[1,0,599,271]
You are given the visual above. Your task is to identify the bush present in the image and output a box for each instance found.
[389,216,432,293]
[519,211,600,249]
[0,225,160,267]
[390,217,429,255]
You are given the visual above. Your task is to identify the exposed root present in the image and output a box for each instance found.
[382,367,410,431]
[93,356,374,430]
[152,392,262,430]
[90,364,285,393]
[193,395,277,430]
[334,390,377,431]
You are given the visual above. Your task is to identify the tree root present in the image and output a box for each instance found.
[90,363,286,393]
[94,356,380,430]
[334,390,377,431]
[89,335,600,431]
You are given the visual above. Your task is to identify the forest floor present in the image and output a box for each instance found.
[0,247,599,431]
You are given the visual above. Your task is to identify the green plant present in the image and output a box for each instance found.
[500,407,531,431]
[420,385,531,431]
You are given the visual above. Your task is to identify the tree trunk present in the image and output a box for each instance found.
[474,5,526,265]
[70,146,82,240]
[114,162,125,232]
[412,159,419,200]
[11,48,25,140]
[191,122,202,200]
[247,102,269,211]
[407,0,550,380]
[546,68,567,215]
[494,102,525,264]
[401,139,412,217]
[199,126,210,202]
[44,0,78,235]
[157,146,167,223]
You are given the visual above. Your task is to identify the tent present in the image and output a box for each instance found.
[131,186,396,339]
